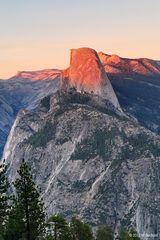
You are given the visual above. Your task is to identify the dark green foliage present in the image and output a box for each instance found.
[128,133,160,158]
[96,225,113,240]
[0,163,10,238]
[70,216,93,240]
[71,128,117,161]
[6,160,46,240]
[71,119,160,164]
[47,214,71,240]
[128,229,140,240]
[66,92,90,105]
[118,227,140,240]
[47,215,93,240]
[56,137,69,145]
[119,227,131,240]
[41,96,50,110]
[26,122,55,147]
[111,132,160,172]
[4,200,25,240]
[64,91,121,118]
[71,180,86,193]
[54,92,91,118]
[93,103,120,118]
[45,215,140,240]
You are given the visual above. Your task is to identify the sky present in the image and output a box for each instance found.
[0,0,160,78]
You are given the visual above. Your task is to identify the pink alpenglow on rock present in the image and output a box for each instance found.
[14,69,61,81]
[61,47,121,110]
[98,52,160,76]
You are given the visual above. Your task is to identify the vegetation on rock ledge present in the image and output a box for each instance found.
[26,121,55,148]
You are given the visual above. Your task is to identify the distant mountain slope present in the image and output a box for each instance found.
[12,69,61,81]
[110,74,160,134]
[98,52,160,76]
[0,70,60,157]
[98,52,160,134]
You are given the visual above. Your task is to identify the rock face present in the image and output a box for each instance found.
[1,49,160,240]
[1,50,160,159]
[3,91,160,239]
[61,48,121,110]
[0,94,16,157]
[110,72,160,135]
[14,69,61,81]
[98,52,160,76]
[0,70,60,157]
[98,52,160,135]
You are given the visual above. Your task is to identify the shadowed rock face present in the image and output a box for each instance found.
[61,48,121,110]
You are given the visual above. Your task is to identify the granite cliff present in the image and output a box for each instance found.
[1,49,160,158]
[2,48,160,239]
[61,48,121,110]
[0,70,60,157]
[3,90,160,239]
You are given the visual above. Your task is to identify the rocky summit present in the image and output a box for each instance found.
[61,48,121,110]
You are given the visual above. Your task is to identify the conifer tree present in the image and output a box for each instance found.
[4,199,25,240]
[47,214,71,240]
[118,227,140,240]
[0,161,10,238]
[128,228,140,240]
[12,159,45,240]
[70,216,93,240]
[119,227,131,240]
[96,225,113,240]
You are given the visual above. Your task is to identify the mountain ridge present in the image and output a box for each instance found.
[10,69,61,81]
[98,52,160,76]
[1,51,160,82]
[1,47,160,239]
[3,90,160,239]
[0,48,160,158]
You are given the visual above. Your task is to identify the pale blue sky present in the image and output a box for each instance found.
[0,0,160,78]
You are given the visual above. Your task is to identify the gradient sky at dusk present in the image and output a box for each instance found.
[0,0,160,78]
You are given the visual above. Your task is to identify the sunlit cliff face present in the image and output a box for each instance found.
[69,48,105,92]
[60,47,121,110]
[98,52,160,76]
[61,48,107,94]
[61,50,160,91]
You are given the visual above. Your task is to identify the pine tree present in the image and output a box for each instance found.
[0,161,10,238]
[47,214,71,240]
[96,225,113,240]
[118,227,131,240]
[4,199,25,240]
[118,227,140,240]
[70,216,93,240]
[12,159,46,240]
[128,229,140,240]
